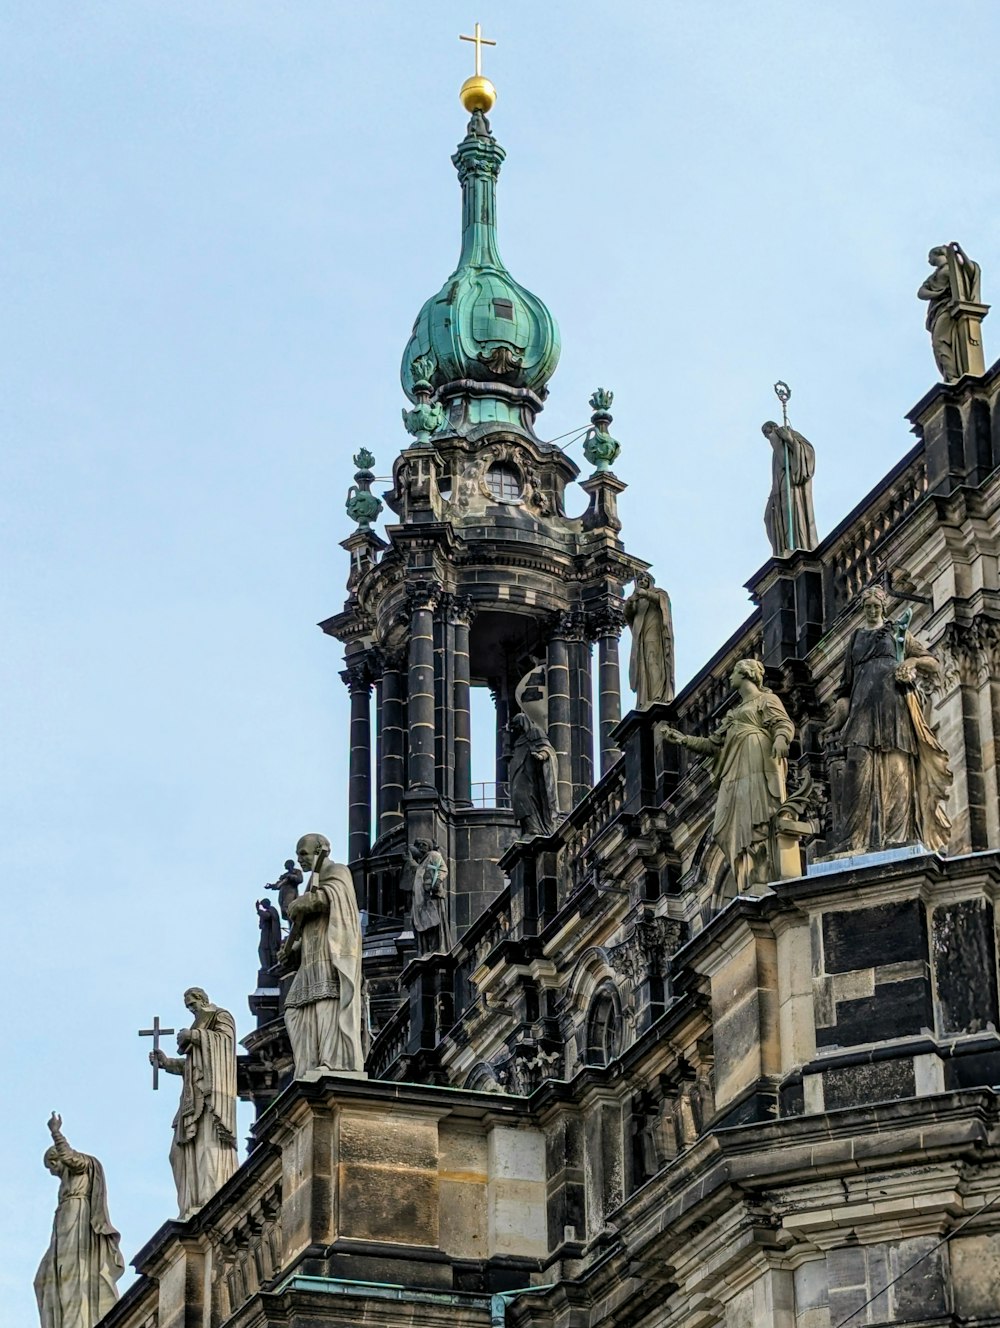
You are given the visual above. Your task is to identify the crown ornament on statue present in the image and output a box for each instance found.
[582,388,621,473]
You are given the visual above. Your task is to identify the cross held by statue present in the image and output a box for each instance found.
[138,1015,175,1090]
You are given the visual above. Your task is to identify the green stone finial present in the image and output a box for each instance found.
[345,450,383,530]
[402,356,447,443]
[582,388,621,473]
[400,111,561,426]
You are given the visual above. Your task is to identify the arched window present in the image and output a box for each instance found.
[486,462,522,503]
[585,984,621,1067]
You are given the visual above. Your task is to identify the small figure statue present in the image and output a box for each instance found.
[662,659,794,891]
[148,988,238,1220]
[824,585,953,854]
[256,897,282,973]
[918,242,985,382]
[265,858,304,922]
[278,834,364,1077]
[623,572,674,708]
[409,839,453,955]
[508,712,560,838]
[35,1113,124,1328]
[761,420,818,556]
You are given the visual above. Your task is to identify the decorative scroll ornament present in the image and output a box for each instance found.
[345,449,383,530]
[582,388,621,473]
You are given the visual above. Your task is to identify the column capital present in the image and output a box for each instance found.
[340,658,375,694]
[589,602,626,639]
[447,594,476,627]
[405,580,442,614]
[548,609,588,642]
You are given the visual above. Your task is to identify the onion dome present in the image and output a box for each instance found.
[400,109,561,430]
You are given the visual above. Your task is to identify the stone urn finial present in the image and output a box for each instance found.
[582,388,621,473]
[345,449,383,530]
[402,356,446,443]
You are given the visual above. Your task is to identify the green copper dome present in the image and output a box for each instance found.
[401,111,560,425]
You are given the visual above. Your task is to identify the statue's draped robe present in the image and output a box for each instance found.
[412,851,453,955]
[285,862,364,1075]
[509,721,560,836]
[169,1007,238,1220]
[836,626,953,853]
[708,691,794,888]
[764,426,818,556]
[624,586,674,707]
[34,1151,124,1328]
[920,253,981,380]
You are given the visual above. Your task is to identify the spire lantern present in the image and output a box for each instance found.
[400,37,560,434]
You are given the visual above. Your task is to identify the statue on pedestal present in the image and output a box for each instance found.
[264,858,303,922]
[256,898,282,974]
[35,1113,124,1328]
[409,839,453,956]
[824,585,952,854]
[279,833,364,1076]
[508,712,560,838]
[662,659,794,891]
[624,572,674,707]
[918,242,987,381]
[762,420,818,556]
[148,988,238,1220]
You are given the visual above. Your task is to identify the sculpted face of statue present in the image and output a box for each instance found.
[296,833,330,872]
[927,246,948,268]
[860,586,888,626]
[183,987,210,1017]
[42,1147,63,1177]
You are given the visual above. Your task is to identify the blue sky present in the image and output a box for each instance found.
[4,2,999,1319]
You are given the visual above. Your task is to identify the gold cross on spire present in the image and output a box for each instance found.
[460,21,496,77]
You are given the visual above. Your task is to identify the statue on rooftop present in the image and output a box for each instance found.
[279,834,364,1076]
[918,242,986,382]
[624,572,674,708]
[148,987,238,1220]
[662,659,794,891]
[256,897,282,974]
[264,858,303,922]
[508,712,560,838]
[35,1113,124,1328]
[823,585,953,854]
[762,420,818,557]
[409,839,453,956]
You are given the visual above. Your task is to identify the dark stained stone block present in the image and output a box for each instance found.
[822,899,926,974]
[891,1237,949,1317]
[779,1077,804,1117]
[816,978,931,1048]
[944,1047,1000,1090]
[932,897,999,1035]
[823,1058,915,1109]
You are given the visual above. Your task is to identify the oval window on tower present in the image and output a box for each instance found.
[486,461,522,503]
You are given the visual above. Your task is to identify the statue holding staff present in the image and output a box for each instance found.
[662,659,794,891]
[918,242,986,381]
[762,381,818,557]
[35,1113,124,1328]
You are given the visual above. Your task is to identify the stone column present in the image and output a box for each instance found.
[567,614,594,802]
[407,588,438,791]
[547,619,573,813]
[451,599,474,806]
[343,660,373,863]
[377,653,406,837]
[595,607,624,775]
[492,682,510,807]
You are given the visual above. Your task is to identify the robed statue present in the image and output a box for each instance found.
[624,572,674,707]
[508,712,560,838]
[35,1113,124,1328]
[265,857,304,922]
[409,838,453,956]
[149,987,238,1220]
[918,242,986,382]
[279,833,364,1076]
[762,421,818,557]
[663,659,794,891]
[824,585,953,854]
[256,897,282,973]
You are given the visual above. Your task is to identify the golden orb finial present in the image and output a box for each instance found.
[459,22,497,113]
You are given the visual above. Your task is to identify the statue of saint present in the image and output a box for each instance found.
[508,713,560,838]
[35,1113,124,1328]
[279,834,364,1076]
[918,242,983,381]
[623,572,674,707]
[761,421,818,556]
[824,585,953,854]
[256,898,282,973]
[149,987,238,1220]
[662,659,794,891]
[265,858,304,922]
[409,839,453,955]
